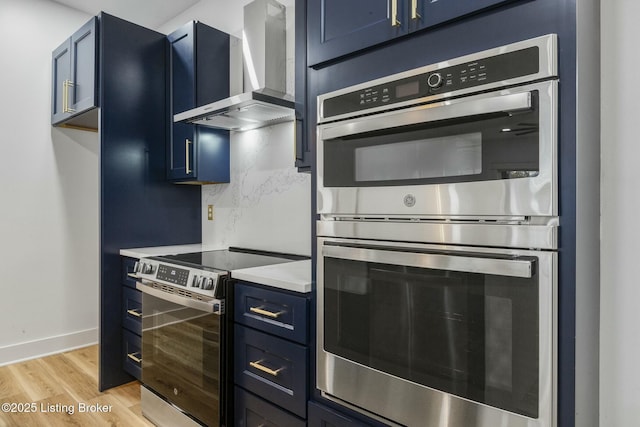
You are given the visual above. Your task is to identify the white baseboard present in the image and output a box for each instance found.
[0,328,98,367]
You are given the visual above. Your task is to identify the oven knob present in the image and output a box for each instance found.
[427,72,443,89]
[202,278,214,290]
[191,276,201,288]
[143,263,154,274]
[133,261,140,273]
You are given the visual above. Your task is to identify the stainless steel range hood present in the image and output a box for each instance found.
[174,0,294,131]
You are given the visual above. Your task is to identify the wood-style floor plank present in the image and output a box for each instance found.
[0,345,154,427]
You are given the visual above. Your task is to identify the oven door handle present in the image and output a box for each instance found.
[321,91,532,140]
[136,281,224,314]
[323,245,534,278]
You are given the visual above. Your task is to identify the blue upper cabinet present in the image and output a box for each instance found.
[308,0,522,66]
[167,22,230,184]
[409,0,519,32]
[308,0,408,66]
[51,17,98,129]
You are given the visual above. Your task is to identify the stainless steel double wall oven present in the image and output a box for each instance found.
[316,35,559,427]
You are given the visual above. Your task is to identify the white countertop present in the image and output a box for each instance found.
[231,260,312,293]
[119,243,223,259]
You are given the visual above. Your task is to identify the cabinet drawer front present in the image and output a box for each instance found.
[235,325,308,418]
[122,329,141,380]
[235,388,305,427]
[121,257,138,288]
[235,283,308,344]
[308,401,374,427]
[122,287,142,334]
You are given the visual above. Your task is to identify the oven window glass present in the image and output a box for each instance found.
[355,133,482,182]
[323,255,539,418]
[324,91,539,187]
[142,295,221,426]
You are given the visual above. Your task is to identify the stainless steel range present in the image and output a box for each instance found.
[134,247,302,427]
[316,34,559,427]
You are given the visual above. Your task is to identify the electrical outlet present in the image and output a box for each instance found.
[207,205,214,221]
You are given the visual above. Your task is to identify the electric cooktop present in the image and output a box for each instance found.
[153,247,308,272]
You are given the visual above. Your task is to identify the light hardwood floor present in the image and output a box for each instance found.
[0,345,153,427]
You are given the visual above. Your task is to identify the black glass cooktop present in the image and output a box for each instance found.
[152,247,307,272]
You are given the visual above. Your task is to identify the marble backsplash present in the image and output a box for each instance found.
[202,121,311,256]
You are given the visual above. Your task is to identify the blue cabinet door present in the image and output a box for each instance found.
[308,0,409,66]
[168,23,196,181]
[167,22,230,183]
[51,39,71,124]
[409,0,521,32]
[51,16,97,126]
[69,17,98,115]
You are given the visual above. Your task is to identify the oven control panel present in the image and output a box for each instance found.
[134,259,222,298]
[322,46,539,120]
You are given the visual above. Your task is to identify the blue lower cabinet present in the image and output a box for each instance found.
[235,387,306,427]
[122,329,141,380]
[308,401,372,427]
[235,282,309,344]
[122,287,142,335]
[121,257,138,289]
[234,324,308,418]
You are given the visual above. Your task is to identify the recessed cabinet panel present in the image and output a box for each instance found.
[308,0,407,66]
[51,41,71,124]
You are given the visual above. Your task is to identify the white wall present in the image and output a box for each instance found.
[600,1,640,425]
[0,0,98,365]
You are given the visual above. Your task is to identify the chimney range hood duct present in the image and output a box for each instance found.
[174,0,294,132]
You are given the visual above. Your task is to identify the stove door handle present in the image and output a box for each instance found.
[136,281,224,314]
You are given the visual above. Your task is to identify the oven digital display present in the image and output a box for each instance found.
[395,80,420,98]
[156,264,189,286]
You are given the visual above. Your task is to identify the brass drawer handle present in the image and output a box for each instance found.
[249,360,283,377]
[127,352,142,364]
[249,306,283,319]
[126,309,142,318]
[185,139,192,174]
[391,0,401,26]
[411,0,421,20]
[63,79,76,113]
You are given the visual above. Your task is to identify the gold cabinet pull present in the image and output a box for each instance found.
[185,138,192,174]
[127,353,142,364]
[249,360,283,377]
[411,0,421,20]
[249,306,283,319]
[126,309,142,318]
[63,79,75,113]
[391,0,401,26]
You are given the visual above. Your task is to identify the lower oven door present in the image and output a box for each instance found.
[137,283,223,427]
[317,238,556,427]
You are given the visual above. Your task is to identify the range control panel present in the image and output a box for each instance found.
[156,264,190,286]
[134,259,222,298]
[322,46,539,120]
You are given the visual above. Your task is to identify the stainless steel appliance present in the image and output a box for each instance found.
[316,34,559,427]
[317,34,557,219]
[134,248,302,427]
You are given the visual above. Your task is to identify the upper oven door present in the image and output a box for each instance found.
[317,80,557,218]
